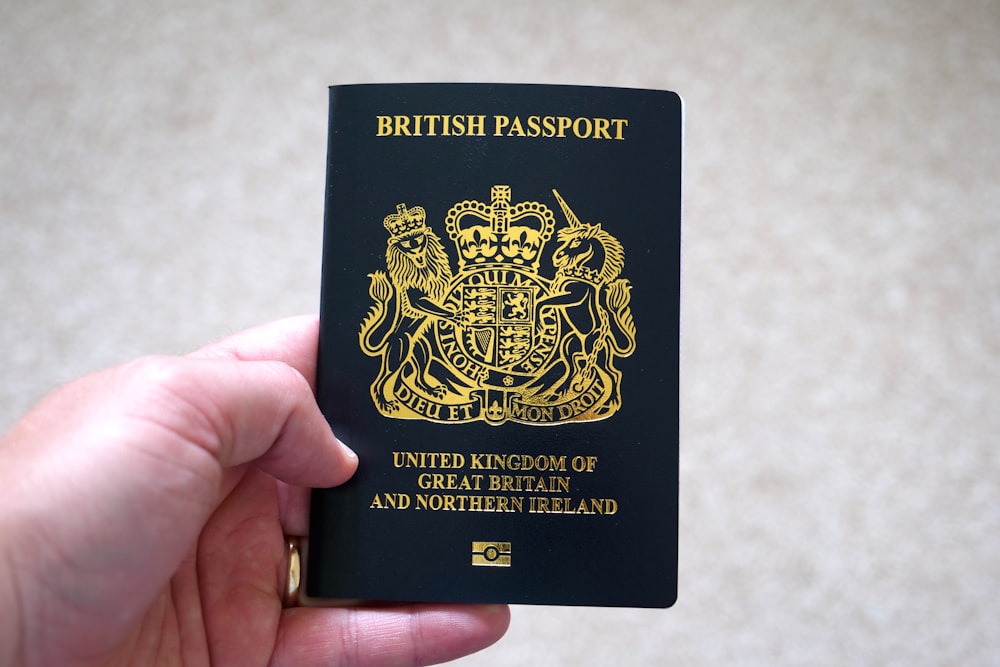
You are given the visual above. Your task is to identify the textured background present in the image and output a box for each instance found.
[1,1,998,665]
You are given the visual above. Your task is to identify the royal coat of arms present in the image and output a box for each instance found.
[359,185,636,425]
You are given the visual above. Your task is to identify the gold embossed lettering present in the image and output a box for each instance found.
[369,493,411,509]
[376,115,394,136]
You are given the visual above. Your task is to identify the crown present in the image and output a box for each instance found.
[383,203,427,239]
[445,185,555,271]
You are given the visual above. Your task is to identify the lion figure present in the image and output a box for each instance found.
[359,207,460,413]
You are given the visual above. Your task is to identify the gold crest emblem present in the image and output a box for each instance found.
[359,186,636,425]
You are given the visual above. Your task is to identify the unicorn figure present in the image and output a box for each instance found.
[530,190,637,415]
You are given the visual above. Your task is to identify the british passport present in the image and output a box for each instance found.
[306,83,682,607]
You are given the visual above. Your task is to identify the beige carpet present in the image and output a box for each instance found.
[2,1,998,664]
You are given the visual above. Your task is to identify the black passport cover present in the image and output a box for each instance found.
[307,83,681,608]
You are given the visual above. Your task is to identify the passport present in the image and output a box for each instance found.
[306,83,682,607]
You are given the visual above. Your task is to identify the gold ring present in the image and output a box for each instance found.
[284,536,301,607]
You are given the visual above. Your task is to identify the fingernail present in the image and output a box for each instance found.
[336,435,358,461]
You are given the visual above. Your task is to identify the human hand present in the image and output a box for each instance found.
[0,316,509,666]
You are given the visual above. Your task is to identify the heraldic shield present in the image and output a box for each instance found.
[359,185,637,426]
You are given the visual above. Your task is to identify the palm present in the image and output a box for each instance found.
[76,468,290,666]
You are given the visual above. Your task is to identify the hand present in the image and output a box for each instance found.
[0,316,509,666]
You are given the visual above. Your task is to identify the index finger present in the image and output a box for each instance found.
[191,314,323,388]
